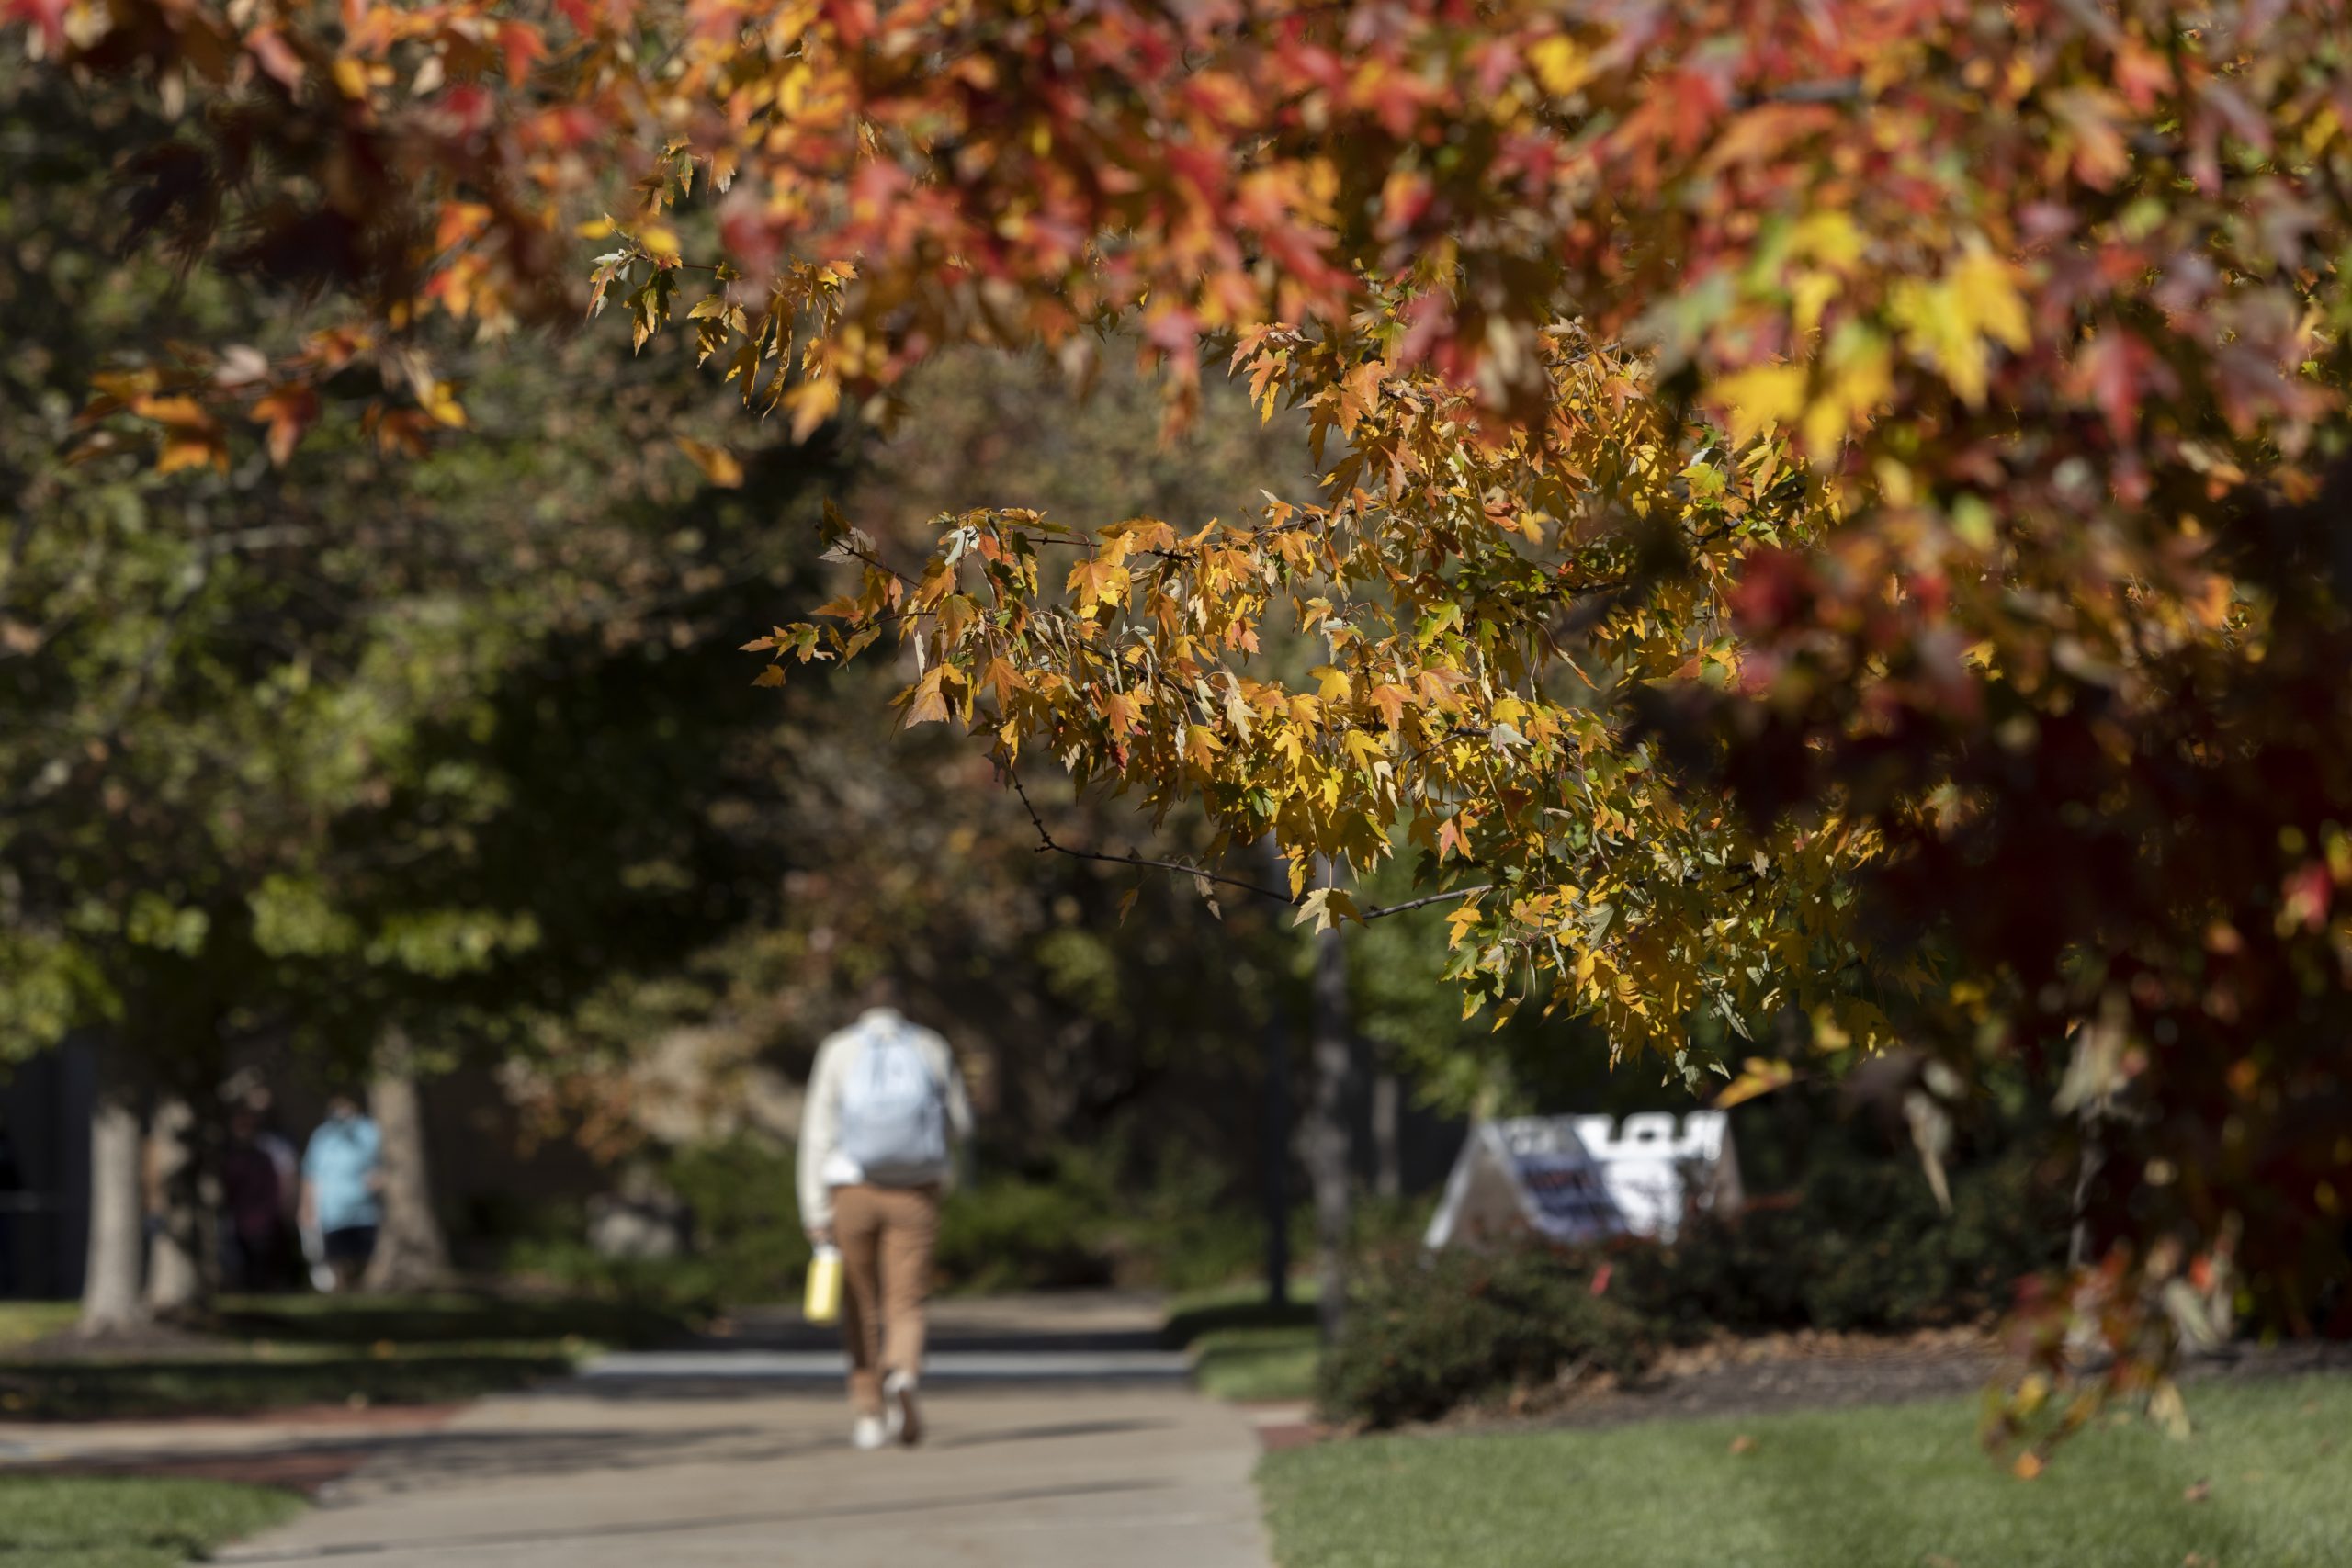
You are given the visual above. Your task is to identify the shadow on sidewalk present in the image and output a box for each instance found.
[220,1477,1173,1562]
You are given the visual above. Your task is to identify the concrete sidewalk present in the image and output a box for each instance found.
[212,1381,1274,1567]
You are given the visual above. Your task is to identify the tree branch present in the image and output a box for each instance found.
[1005,770,1492,921]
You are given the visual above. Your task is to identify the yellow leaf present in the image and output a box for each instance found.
[1293,886,1361,933]
[786,375,841,442]
[638,222,682,261]
[1712,363,1807,445]
[902,667,951,726]
[1890,244,2030,408]
[1951,246,2031,349]
[1802,328,1893,457]
[1528,35,1589,96]
[1714,1057,1794,1110]
[1790,209,1866,272]
[419,379,468,429]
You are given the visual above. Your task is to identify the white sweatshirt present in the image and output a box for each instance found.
[796,1008,973,1232]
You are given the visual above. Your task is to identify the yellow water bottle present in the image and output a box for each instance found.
[804,1243,842,1325]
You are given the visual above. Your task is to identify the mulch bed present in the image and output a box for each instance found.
[1269,1332,2352,1448]
[1505,1326,2000,1432]
[1476,1331,2352,1438]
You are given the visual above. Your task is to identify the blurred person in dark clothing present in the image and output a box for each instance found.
[220,1101,288,1291]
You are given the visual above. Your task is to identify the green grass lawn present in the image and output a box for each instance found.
[1260,1373,2352,1568]
[0,1302,75,1351]
[0,1292,690,1421]
[0,1475,301,1568]
[1163,1281,1322,1403]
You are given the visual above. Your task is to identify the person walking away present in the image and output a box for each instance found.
[246,1087,302,1291]
[300,1094,383,1292]
[798,984,972,1450]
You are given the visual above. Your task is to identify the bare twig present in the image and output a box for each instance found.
[1009,769,1290,902]
[1363,883,1495,919]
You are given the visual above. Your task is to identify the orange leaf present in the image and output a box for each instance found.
[249,385,320,467]
[675,436,744,488]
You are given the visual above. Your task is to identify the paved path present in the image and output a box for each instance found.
[198,1294,1275,1568]
[209,1382,1269,1567]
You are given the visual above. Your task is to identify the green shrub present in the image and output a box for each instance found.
[503,1233,706,1310]
[503,1134,808,1311]
[1319,1139,2064,1428]
[939,1142,1288,1295]
[1616,1140,2061,1339]
[666,1135,813,1303]
[1318,1246,1650,1428]
[936,1175,1114,1292]
[1114,1156,1271,1292]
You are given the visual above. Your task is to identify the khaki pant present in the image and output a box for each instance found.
[831,1182,939,1415]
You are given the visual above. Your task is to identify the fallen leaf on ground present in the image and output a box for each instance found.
[2184,1480,2211,1503]
[1728,1434,1757,1455]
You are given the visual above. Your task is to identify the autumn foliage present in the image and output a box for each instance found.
[11,0,2352,1389]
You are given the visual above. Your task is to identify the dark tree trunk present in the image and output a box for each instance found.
[1261,983,1293,1312]
[364,1032,453,1292]
[2069,1104,2106,1272]
[1371,1064,1402,1201]
[1306,911,1352,1346]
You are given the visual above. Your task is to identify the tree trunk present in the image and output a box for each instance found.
[78,1051,146,1336]
[364,1037,452,1292]
[1306,909,1353,1346]
[1260,978,1294,1313]
[2068,1104,2106,1272]
[1254,838,1294,1312]
[1371,1065,1402,1201]
[142,1094,209,1315]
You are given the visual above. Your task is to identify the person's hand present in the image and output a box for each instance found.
[807,1225,834,1249]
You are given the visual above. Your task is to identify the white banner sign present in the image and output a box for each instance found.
[1425,1111,1742,1250]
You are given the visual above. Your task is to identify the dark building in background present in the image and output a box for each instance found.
[0,1035,95,1299]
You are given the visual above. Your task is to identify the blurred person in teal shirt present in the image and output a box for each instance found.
[300,1094,383,1291]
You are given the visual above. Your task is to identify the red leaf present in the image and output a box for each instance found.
[3,0,69,51]
[497,22,548,87]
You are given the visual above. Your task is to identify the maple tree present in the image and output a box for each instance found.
[11,0,2352,1417]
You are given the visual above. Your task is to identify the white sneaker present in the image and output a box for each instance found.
[851,1415,888,1451]
[883,1371,922,1447]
